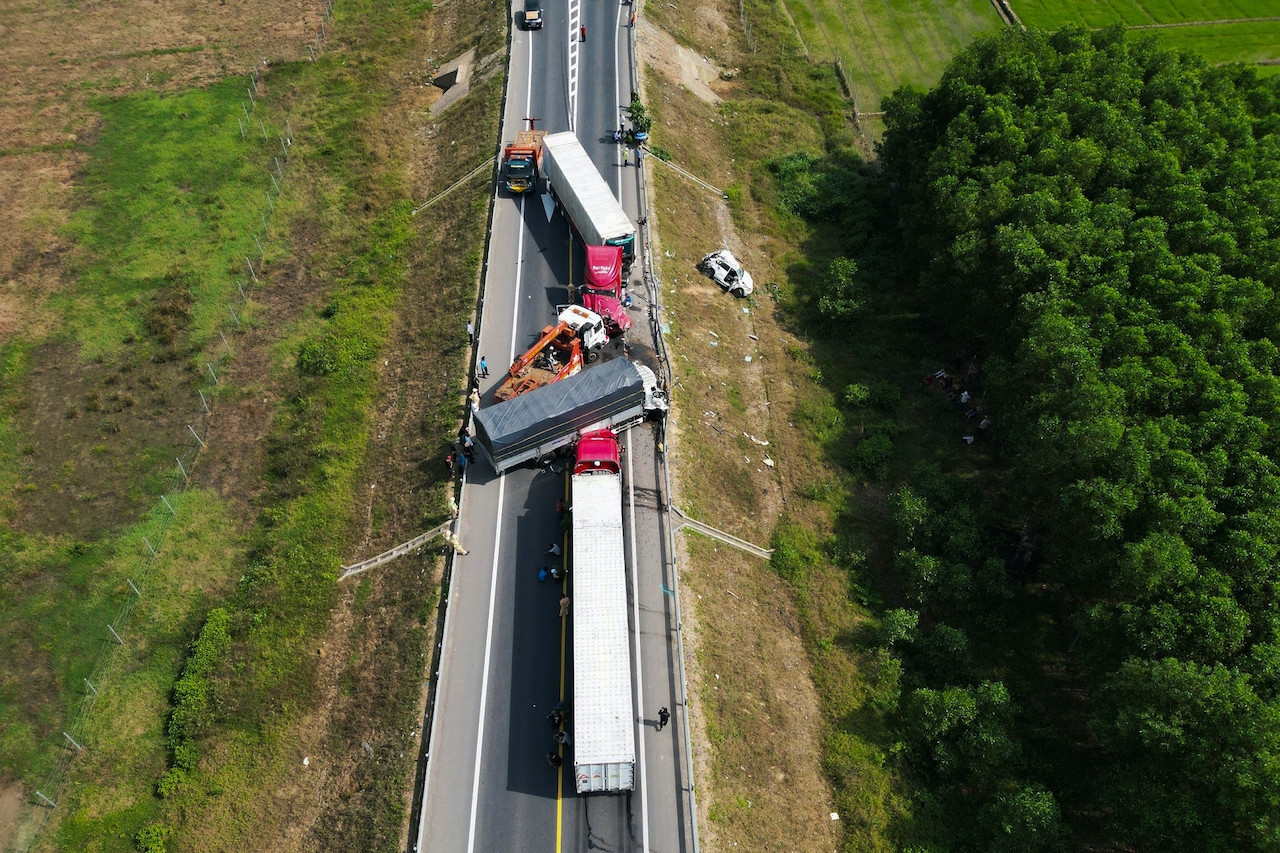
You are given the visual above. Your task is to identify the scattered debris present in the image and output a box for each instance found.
[763,456,774,468]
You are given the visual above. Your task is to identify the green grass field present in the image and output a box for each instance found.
[1015,0,1280,70]
[781,0,1004,113]
[61,80,282,361]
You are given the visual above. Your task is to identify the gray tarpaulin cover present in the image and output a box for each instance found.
[475,358,642,464]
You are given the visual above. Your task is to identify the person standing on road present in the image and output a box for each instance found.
[559,595,571,618]
[657,706,670,731]
[469,386,481,414]
[546,751,562,768]
[579,24,586,41]
[479,355,489,378]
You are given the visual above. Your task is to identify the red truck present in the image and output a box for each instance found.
[580,245,632,337]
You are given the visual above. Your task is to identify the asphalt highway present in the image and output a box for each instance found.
[414,3,695,851]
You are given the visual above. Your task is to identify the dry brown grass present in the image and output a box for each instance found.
[638,0,907,848]
[681,535,839,851]
[642,35,846,853]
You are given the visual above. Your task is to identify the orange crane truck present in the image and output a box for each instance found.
[493,305,608,403]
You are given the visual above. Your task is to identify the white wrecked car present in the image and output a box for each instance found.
[697,249,754,297]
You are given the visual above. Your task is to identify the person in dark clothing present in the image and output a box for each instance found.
[546,751,562,768]
[657,706,670,731]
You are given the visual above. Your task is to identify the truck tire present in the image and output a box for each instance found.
[586,349,600,364]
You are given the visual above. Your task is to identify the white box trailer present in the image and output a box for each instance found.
[570,430,635,793]
[541,131,637,263]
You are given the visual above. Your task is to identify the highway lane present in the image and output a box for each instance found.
[416,2,693,850]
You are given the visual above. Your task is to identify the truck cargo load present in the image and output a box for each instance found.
[570,428,636,793]
[542,132,636,263]
[581,245,631,336]
[502,123,547,194]
[472,358,666,473]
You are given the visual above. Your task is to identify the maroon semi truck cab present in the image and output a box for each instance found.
[574,428,622,475]
[582,245,632,337]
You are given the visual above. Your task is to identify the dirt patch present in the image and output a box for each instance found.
[0,782,24,848]
[637,18,731,105]
[11,344,198,538]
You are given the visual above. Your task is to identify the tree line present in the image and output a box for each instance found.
[775,24,1280,851]
[876,25,1280,851]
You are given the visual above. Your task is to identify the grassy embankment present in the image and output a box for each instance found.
[3,0,506,849]
[779,0,1001,143]
[1015,0,1280,74]
[638,0,940,849]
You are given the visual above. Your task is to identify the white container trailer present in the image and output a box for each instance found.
[570,429,636,793]
[542,131,637,263]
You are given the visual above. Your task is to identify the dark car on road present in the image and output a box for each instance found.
[523,0,543,29]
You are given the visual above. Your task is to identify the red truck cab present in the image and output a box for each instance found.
[574,429,621,475]
[581,245,632,337]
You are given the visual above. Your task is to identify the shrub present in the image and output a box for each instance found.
[135,824,172,853]
[849,433,893,478]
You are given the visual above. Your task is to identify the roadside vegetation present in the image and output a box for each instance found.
[644,0,1280,851]
[2,0,503,850]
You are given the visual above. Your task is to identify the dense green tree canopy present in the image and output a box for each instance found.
[880,24,1280,850]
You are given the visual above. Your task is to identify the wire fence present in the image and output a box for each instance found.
[10,3,338,850]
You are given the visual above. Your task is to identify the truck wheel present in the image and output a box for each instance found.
[586,349,600,364]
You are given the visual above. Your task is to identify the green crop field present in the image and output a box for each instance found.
[1014,0,1280,72]
[781,0,1004,115]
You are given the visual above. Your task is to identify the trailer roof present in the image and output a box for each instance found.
[571,471,635,768]
[543,132,635,243]
[474,358,643,460]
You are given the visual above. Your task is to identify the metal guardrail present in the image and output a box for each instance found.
[411,157,496,215]
[338,521,452,580]
[627,10,703,851]
[670,507,772,561]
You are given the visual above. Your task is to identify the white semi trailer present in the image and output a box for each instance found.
[541,131,637,264]
[569,428,635,793]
